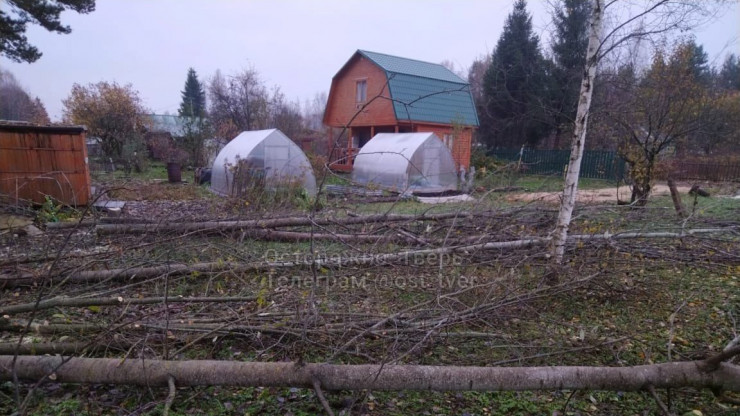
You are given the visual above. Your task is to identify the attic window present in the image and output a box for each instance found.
[356,80,367,103]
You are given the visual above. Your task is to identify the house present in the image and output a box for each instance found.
[323,50,479,172]
[145,114,191,160]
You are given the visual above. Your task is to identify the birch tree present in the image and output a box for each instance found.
[550,0,603,264]
[550,0,723,264]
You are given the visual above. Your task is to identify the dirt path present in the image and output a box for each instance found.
[506,183,692,204]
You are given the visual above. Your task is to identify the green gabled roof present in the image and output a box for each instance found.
[358,50,466,83]
[357,50,479,127]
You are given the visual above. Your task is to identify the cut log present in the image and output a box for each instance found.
[2,227,736,288]
[1,355,739,392]
[95,212,472,235]
[689,184,711,197]
[0,341,133,355]
[0,295,256,315]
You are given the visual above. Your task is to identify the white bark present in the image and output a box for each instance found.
[1,355,739,392]
[551,0,604,264]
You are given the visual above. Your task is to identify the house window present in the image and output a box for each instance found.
[356,80,367,103]
[443,134,454,150]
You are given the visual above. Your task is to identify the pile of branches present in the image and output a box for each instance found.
[1,205,739,414]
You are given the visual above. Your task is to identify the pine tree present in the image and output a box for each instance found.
[481,0,551,148]
[179,68,206,118]
[1,0,95,63]
[549,0,591,145]
[718,54,740,91]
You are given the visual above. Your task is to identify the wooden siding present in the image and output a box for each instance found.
[410,123,473,169]
[0,127,91,206]
[323,55,396,128]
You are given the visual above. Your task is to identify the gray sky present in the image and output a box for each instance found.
[2,0,738,121]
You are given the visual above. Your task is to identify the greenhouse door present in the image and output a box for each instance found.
[265,144,290,177]
[422,145,437,184]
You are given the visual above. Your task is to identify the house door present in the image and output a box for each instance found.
[352,127,372,148]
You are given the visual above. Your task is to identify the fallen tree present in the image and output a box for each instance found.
[0,295,257,315]
[2,226,736,287]
[2,353,739,392]
[95,211,473,235]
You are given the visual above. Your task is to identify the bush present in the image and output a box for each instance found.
[470,148,504,175]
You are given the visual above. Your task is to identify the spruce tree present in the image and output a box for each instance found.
[718,54,740,91]
[670,40,710,86]
[179,68,206,117]
[549,0,591,144]
[481,0,551,148]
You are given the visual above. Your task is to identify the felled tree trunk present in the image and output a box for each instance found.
[1,355,739,392]
[2,227,736,288]
[95,212,470,235]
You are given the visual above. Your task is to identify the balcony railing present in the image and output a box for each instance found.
[329,147,359,171]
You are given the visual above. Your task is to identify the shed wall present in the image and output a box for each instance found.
[0,129,91,205]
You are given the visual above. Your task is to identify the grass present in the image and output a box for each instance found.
[4,165,739,415]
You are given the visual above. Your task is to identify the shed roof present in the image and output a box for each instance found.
[0,121,86,134]
[356,50,479,127]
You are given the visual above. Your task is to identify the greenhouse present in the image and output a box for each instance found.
[211,129,317,197]
[352,132,458,194]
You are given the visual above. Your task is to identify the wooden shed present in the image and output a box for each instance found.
[0,122,91,206]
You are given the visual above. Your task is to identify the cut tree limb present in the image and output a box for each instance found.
[0,341,133,355]
[0,295,256,315]
[1,356,739,392]
[689,185,710,197]
[95,212,472,235]
[2,227,735,288]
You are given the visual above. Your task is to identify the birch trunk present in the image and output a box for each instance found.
[551,0,604,264]
[2,355,739,392]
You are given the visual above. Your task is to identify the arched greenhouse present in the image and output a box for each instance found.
[351,132,458,194]
[211,129,317,197]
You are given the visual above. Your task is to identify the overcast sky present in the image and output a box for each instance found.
[2,0,738,121]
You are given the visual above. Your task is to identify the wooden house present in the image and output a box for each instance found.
[0,122,91,206]
[323,50,479,172]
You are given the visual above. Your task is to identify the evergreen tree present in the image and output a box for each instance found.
[179,68,206,118]
[549,0,591,145]
[481,0,551,148]
[718,53,740,91]
[1,0,95,63]
[670,40,710,86]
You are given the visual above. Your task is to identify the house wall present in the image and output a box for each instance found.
[323,55,396,128]
[0,125,91,206]
[411,123,473,169]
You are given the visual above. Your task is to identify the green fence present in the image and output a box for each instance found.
[488,149,626,181]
